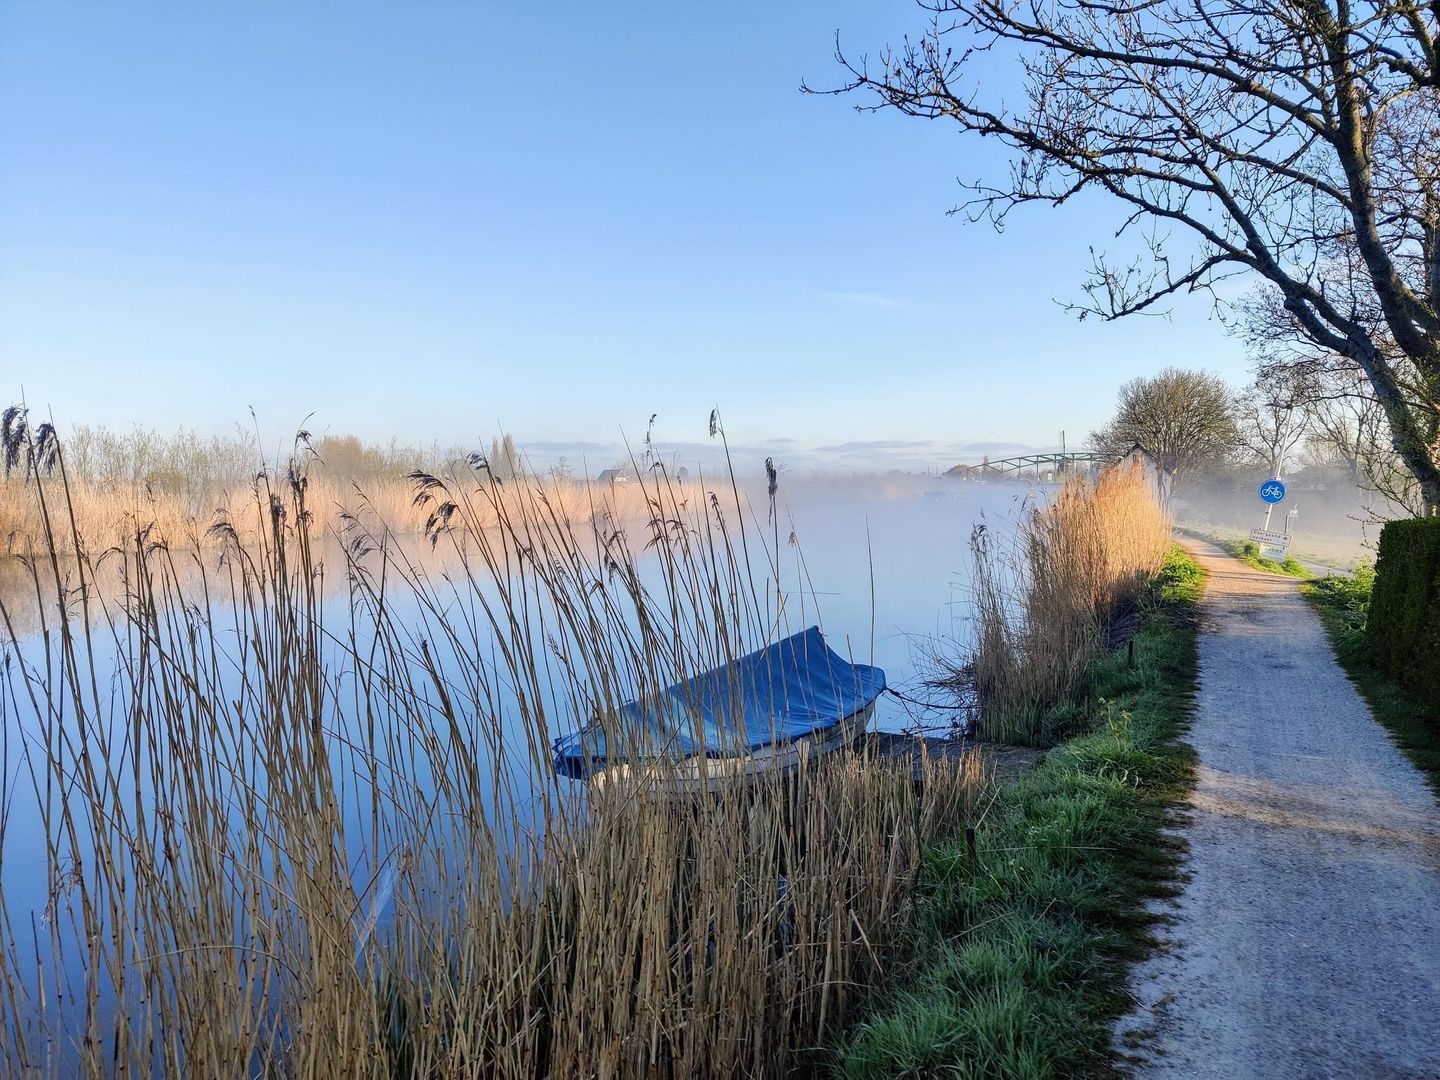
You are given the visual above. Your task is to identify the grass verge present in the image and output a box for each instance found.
[1178,527,1310,578]
[1175,522,1355,573]
[1234,540,1309,578]
[1304,568,1440,797]
[831,545,1203,1077]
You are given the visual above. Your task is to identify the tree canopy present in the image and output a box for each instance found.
[1234,383,1309,478]
[1090,368,1237,480]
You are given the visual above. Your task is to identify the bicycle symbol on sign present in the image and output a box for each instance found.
[1259,480,1287,503]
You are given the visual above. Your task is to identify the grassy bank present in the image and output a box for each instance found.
[1177,525,1309,577]
[1304,568,1440,795]
[1176,521,1357,573]
[833,545,1203,1076]
[1234,539,1310,578]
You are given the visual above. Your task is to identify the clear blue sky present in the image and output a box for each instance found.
[0,2,1251,473]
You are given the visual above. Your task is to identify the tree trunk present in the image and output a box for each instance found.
[1389,419,1440,515]
[1345,335,1440,515]
[1420,478,1440,517]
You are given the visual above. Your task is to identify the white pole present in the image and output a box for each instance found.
[1262,456,1284,532]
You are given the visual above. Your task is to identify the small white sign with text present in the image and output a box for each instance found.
[1249,528,1292,562]
[1248,528,1291,549]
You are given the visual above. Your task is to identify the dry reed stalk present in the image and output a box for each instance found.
[0,423,982,1077]
[965,460,1172,743]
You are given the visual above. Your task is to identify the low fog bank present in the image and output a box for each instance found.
[39,412,1040,493]
[1173,466,1396,567]
[759,475,1039,735]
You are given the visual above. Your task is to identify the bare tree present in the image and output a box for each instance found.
[1258,346,1424,509]
[1234,381,1310,477]
[818,1,1440,513]
[1090,368,1238,483]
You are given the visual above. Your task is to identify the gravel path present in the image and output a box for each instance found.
[1114,539,1440,1079]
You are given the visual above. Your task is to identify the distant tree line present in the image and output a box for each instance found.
[43,425,532,501]
[7,422,665,503]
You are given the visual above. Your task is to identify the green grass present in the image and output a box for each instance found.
[831,546,1202,1077]
[1178,524,1310,576]
[1175,521,1360,572]
[1304,566,1440,797]
[1203,533,1312,577]
[1238,541,1309,578]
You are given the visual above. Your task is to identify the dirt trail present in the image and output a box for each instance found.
[1115,539,1440,1079]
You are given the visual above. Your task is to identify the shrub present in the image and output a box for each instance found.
[1307,564,1374,636]
[1367,518,1440,707]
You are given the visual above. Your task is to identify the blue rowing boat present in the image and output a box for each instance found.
[552,626,886,791]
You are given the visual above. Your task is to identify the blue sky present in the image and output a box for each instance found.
[0,2,1252,473]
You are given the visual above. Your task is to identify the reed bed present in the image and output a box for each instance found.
[0,468,675,557]
[963,461,1172,743]
[0,415,980,1077]
[0,413,675,554]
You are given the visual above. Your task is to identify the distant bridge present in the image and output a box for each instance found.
[944,451,1110,480]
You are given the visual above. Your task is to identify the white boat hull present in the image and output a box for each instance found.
[588,702,875,797]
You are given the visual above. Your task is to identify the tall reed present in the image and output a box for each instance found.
[0,416,980,1077]
[964,460,1172,744]
[0,468,679,557]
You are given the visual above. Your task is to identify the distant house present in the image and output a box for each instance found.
[597,468,630,485]
[1112,442,1171,504]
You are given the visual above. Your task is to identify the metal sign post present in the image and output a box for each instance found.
[1255,478,1290,560]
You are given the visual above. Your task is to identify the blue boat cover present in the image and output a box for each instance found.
[552,626,885,779]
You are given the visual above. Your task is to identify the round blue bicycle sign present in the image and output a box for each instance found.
[1259,479,1287,503]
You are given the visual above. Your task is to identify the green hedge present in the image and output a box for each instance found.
[1367,518,1440,706]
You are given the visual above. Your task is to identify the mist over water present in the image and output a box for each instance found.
[766,475,1036,729]
[1173,469,1393,566]
[0,472,1035,758]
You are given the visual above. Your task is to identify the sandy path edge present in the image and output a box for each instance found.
[1113,539,1440,1079]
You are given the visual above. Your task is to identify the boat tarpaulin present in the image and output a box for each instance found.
[552,626,885,779]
